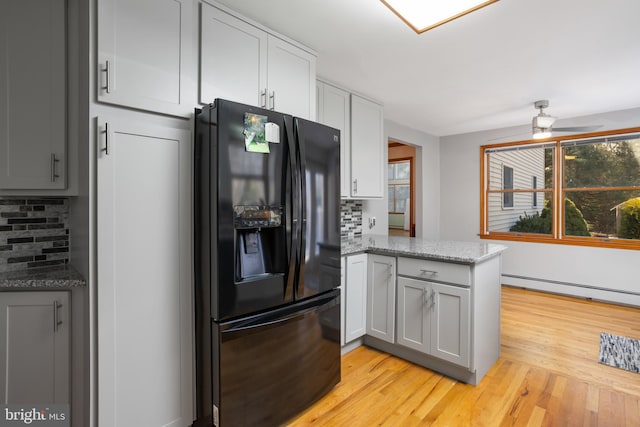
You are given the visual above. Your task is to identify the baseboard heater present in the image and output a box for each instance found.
[502,273,640,307]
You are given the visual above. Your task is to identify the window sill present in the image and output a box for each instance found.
[480,232,640,250]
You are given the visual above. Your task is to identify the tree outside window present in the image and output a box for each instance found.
[481,128,640,249]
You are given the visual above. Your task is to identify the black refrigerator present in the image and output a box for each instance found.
[194,99,342,427]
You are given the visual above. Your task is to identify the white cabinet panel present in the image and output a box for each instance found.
[200,3,267,106]
[0,291,69,404]
[267,36,316,119]
[199,3,316,118]
[97,118,192,427]
[397,277,429,353]
[350,95,384,198]
[317,81,351,197]
[345,253,367,343]
[97,0,193,117]
[367,254,396,343]
[0,0,66,190]
[431,283,470,367]
[396,276,470,368]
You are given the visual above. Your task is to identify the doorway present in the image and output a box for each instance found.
[388,141,416,237]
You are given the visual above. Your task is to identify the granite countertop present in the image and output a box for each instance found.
[0,265,86,289]
[341,234,507,264]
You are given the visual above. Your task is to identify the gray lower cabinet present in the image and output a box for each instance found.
[397,277,470,367]
[366,254,396,343]
[0,291,70,404]
[344,253,367,343]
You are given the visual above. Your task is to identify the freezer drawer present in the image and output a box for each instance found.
[212,290,341,426]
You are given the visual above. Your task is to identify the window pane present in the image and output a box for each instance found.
[488,192,552,234]
[564,190,640,238]
[388,164,394,179]
[564,137,640,188]
[488,146,552,191]
[396,185,409,212]
[388,186,395,212]
[395,162,410,179]
[503,166,514,208]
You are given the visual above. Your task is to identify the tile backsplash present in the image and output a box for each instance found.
[0,198,70,272]
[340,200,362,239]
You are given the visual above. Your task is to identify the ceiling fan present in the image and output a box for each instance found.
[531,100,601,139]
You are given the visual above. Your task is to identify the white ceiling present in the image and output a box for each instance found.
[213,0,640,137]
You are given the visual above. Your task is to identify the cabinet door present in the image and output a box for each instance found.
[431,283,470,367]
[345,253,367,343]
[267,35,316,119]
[367,254,396,343]
[396,277,430,353]
[350,95,384,198]
[200,3,267,107]
[317,81,351,197]
[97,0,193,117]
[0,291,69,404]
[0,0,66,190]
[97,118,192,426]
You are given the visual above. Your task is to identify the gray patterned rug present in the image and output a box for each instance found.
[598,332,640,373]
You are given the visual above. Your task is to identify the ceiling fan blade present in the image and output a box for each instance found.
[552,125,602,133]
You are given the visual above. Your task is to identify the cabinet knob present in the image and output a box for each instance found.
[269,91,275,110]
[53,301,63,332]
[261,90,267,108]
[420,269,438,276]
[102,60,111,94]
[50,153,60,182]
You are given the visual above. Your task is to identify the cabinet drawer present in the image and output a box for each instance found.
[397,257,470,286]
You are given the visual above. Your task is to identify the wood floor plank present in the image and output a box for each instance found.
[286,286,640,427]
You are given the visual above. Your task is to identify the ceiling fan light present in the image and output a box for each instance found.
[533,114,556,129]
[532,128,551,139]
[380,0,500,34]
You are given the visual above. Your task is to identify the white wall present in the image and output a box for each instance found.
[440,106,640,305]
[362,119,440,239]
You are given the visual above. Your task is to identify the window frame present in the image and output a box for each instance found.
[480,126,640,250]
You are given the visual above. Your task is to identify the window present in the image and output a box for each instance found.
[481,127,640,249]
[388,160,410,213]
[502,165,514,208]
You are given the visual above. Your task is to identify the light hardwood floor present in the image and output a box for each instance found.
[287,286,640,426]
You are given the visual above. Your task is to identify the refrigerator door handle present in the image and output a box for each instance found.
[222,290,339,335]
[283,116,299,294]
[294,120,308,297]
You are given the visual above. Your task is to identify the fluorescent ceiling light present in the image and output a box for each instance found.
[381,0,500,34]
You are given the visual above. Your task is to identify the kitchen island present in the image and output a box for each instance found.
[340,235,506,385]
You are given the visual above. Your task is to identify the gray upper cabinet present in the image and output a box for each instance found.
[317,81,351,197]
[97,0,194,117]
[349,94,384,198]
[199,3,267,107]
[200,2,316,119]
[0,0,66,190]
[366,254,396,343]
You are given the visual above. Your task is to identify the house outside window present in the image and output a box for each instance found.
[481,127,640,249]
[502,165,514,208]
